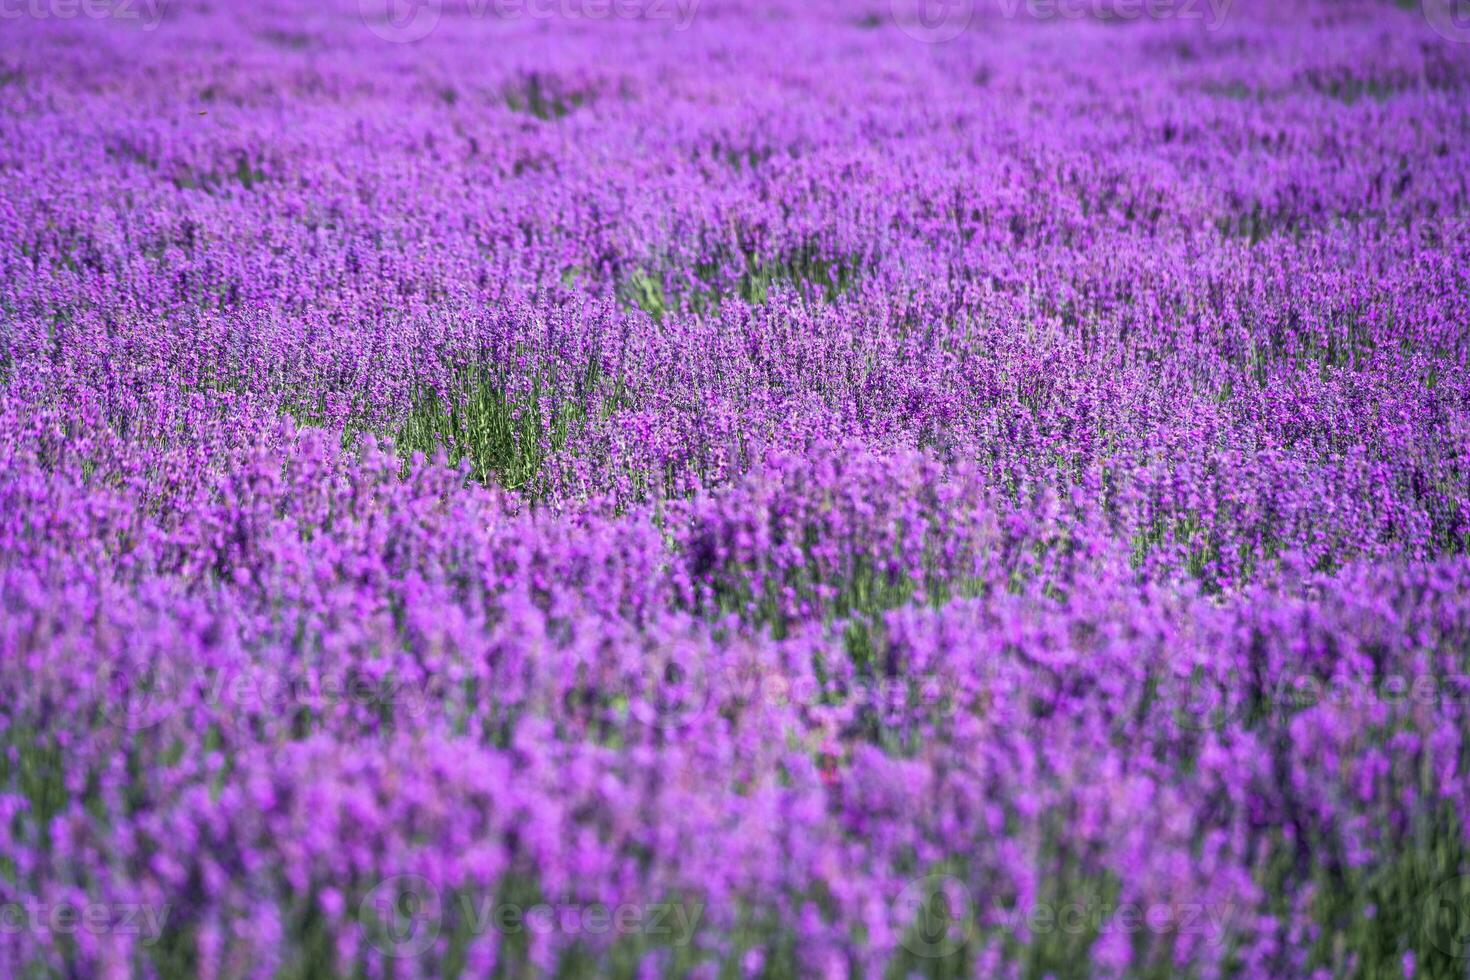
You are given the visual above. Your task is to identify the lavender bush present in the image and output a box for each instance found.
[2,0,1469,976]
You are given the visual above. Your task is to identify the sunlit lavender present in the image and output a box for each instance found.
[2,0,1469,977]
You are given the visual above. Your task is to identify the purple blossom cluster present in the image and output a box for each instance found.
[2,0,1470,976]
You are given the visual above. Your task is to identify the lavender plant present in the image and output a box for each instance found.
[1,0,1469,976]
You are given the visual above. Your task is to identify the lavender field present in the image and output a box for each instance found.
[2,0,1470,976]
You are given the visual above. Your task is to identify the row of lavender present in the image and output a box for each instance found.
[3,0,1470,976]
